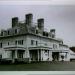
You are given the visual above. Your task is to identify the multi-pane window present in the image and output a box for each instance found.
[15,40,24,45]
[53,44,57,49]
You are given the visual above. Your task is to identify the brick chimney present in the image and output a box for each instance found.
[12,17,18,28]
[25,13,33,26]
[37,18,44,31]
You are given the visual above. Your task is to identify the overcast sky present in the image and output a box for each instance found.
[0,5,75,47]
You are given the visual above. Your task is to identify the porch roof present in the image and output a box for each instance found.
[29,46,52,50]
[4,46,26,51]
[28,46,69,52]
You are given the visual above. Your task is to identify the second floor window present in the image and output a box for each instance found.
[0,43,2,48]
[15,41,17,45]
[31,40,34,45]
[53,44,57,49]
[15,40,23,45]
[36,41,38,46]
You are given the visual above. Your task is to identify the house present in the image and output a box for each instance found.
[0,13,70,63]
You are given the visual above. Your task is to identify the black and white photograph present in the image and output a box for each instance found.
[0,0,75,75]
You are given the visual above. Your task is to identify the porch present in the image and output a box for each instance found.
[3,46,27,63]
[29,47,52,62]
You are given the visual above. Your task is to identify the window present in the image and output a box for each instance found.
[15,40,17,45]
[15,40,23,45]
[43,32,45,36]
[18,40,20,45]
[43,32,48,37]
[31,40,34,45]
[15,29,17,34]
[8,42,9,45]
[1,32,3,36]
[7,30,10,35]
[36,30,38,34]
[46,33,48,37]
[53,44,57,49]
[22,40,23,45]
[0,43,2,48]
[36,41,38,46]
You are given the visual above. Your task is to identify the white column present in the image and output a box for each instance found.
[48,50,50,61]
[66,52,70,61]
[49,51,52,61]
[38,50,39,61]
[15,50,17,59]
[41,49,43,61]
[23,50,26,58]
[59,52,61,61]
[26,47,30,58]
[27,50,30,58]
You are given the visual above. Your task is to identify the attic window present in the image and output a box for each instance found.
[1,32,3,36]
[43,32,48,37]
[15,29,17,34]
[36,30,38,34]
[7,30,10,35]
[43,32,45,36]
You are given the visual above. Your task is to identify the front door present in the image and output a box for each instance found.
[30,50,38,61]
[18,50,24,59]
[52,52,59,61]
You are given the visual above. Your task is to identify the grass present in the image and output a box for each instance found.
[0,61,75,71]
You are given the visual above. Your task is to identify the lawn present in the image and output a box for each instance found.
[0,61,75,71]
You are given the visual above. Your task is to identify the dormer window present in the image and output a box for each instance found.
[1,32,3,36]
[15,29,17,34]
[43,32,45,36]
[36,30,38,34]
[43,32,48,37]
[7,30,10,35]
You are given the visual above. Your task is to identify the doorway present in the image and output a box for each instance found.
[52,52,59,61]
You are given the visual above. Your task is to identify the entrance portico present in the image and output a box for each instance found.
[29,47,52,62]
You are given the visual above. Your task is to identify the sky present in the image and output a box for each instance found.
[0,3,75,47]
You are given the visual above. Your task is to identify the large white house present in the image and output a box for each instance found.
[0,13,71,63]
